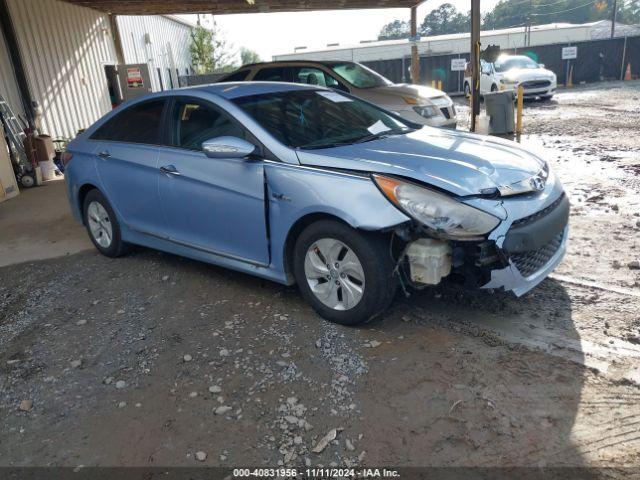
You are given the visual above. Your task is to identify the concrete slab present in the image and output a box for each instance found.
[0,179,92,267]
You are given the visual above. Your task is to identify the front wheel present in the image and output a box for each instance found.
[463,82,471,98]
[293,220,396,326]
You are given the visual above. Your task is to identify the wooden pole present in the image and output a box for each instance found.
[470,0,481,132]
[410,6,420,84]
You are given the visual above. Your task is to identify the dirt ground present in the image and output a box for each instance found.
[1,81,639,475]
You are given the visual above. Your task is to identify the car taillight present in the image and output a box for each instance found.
[61,152,73,166]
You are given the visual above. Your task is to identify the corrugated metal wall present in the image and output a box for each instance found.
[117,15,193,93]
[6,0,116,138]
[0,25,25,122]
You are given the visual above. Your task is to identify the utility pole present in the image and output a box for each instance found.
[410,6,420,84]
[524,0,532,46]
[470,0,481,132]
[610,0,617,38]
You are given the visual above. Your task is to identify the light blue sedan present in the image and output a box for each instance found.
[64,82,569,325]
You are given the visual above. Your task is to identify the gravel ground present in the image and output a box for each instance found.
[1,81,640,473]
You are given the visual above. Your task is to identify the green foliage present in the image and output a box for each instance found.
[190,25,214,74]
[420,3,470,36]
[482,0,623,30]
[189,22,237,74]
[240,47,261,65]
[378,20,411,40]
[378,0,639,42]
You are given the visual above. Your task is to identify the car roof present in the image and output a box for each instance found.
[139,81,324,102]
[238,60,350,69]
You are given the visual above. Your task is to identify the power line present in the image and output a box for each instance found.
[530,0,600,16]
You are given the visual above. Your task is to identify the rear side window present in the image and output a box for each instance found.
[222,69,250,82]
[253,67,288,81]
[92,100,165,144]
[170,100,245,151]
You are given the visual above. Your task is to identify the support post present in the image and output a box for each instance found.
[470,0,481,132]
[410,6,420,84]
[109,14,125,65]
[516,86,523,134]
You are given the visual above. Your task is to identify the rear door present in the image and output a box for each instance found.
[90,98,167,236]
[157,97,269,265]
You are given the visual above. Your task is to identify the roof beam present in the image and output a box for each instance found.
[61,0,423,15]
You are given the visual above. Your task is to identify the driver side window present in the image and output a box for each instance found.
[171,100,245,151]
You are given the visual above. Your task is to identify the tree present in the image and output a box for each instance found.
[240,47,261,65]
[421,3,470,36]
[189,21,237,74]
[378,19,410,40]
[482,0,615,31]
[190,25,214,74]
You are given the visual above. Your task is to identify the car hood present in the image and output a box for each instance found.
[295,127,546,197]
[357,83,444,106]
[499,68,555,81]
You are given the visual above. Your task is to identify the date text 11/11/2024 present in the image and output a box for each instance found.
[232,468,401,478]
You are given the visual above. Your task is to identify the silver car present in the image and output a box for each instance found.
[220,60,457,128]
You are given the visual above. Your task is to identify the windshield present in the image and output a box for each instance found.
[328,62,392,89]
[494,56,539,72]
[233,89,413,149]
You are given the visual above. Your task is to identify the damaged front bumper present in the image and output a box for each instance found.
[478,179,570,296]
[397,170,569,297]
[483,224,568,296]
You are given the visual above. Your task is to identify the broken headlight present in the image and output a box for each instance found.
[373,175,500,240]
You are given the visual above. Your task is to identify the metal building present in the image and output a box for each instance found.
[0,0,194,139]
[274,20,640,63]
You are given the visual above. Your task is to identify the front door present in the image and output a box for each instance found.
[157,97,269,265]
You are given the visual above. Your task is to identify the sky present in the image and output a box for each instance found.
[181,0,501,62]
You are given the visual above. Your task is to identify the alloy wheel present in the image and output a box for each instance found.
[304,238,365,311]
[87,201,113,248]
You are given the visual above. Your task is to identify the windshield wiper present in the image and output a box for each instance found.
[353,129,411,144]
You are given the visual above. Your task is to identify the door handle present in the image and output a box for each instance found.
[97,151,111,159]
[160,165,180,176]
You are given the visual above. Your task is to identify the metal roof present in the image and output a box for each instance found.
[61,0,422,15]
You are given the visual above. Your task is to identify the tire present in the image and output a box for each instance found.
[463,82,471,98]
[293,220,396,326]
[540,94,553,101]
[20,174,35,188]
[490,83,498,92]
[82,189,130,257]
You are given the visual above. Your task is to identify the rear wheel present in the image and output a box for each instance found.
[82,189,130,257]
[490,83,498,92]
[293,220,396,326]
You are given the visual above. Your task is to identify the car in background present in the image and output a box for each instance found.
[64,82,568,325]
[464,55,557,99]
[219,60,457,129]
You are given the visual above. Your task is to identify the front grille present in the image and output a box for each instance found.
[512,193,565,228]
[440,107,451,119]
[521,80,551,89]
[510,232,564,277]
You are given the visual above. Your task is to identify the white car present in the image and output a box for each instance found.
[220,61,457,129]
[464,55,557,100]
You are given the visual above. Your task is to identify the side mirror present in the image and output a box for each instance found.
[202,136,256,159]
